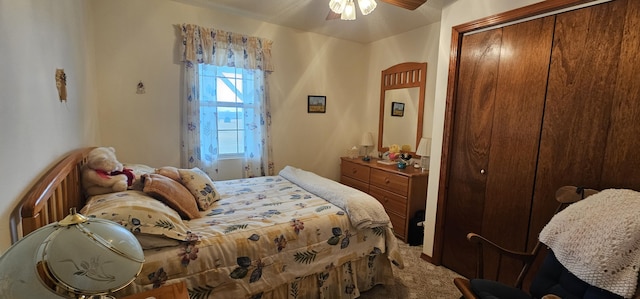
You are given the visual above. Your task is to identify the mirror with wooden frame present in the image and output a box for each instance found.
[378,62,427,154]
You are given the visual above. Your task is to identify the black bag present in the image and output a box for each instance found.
[407,210,425,246]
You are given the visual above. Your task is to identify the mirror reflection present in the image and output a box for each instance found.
[382,88,419,150]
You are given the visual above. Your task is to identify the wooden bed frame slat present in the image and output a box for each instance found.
[10,147,94,243]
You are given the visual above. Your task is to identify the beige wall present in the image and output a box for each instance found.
[0,0,99,251]
[90,0,369,181]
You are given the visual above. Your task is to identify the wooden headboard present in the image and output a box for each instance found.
[9,147,94,243]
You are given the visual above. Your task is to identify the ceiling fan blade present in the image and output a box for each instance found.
[381,0,428,10]
[326,10,341,20]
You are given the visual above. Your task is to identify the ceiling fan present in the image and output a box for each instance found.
[326,0,428,20]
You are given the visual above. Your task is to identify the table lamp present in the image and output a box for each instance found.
[416,137,431,171]
[0,208,144,298]
[361,132,374,161]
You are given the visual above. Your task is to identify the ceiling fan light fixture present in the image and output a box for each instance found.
[357,0,377,15]
[329,0,347,14]
[341,0,356,20]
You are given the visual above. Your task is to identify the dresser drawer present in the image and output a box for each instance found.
[370,168,409,196]
[341,160,371,182]
[340,175,369,193]
[369,185,407,238]
[369,185,407,217]
[388,212,407,240]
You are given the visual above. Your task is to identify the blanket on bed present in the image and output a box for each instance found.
[279,166,391,230]
[539,188,640,298]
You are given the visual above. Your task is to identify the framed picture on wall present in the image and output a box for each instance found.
[391,101,405,117]
[308,95,326,113]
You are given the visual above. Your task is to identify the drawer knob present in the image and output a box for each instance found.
[480,169,485,174]
[352,168,357,174]
[384,178,390,184]
[384,197,389,203]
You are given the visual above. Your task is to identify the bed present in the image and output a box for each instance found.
[9,147,404,298]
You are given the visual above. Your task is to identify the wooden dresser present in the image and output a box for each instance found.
[340,157,428,242]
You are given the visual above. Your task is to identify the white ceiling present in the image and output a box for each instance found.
[174,0,446,44]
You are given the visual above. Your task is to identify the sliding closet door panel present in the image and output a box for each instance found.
[601,0,640,188]
[481,16,554,280]
[530,0,629,249]
[442,16,554,279]
[441,28,502,278]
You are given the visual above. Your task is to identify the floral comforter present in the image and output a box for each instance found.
[86,174,403,299]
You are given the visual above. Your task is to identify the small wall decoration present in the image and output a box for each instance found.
[308,95,326,113]
[136,81,146,94]
[55,69,67,102]
[391,101,405,117]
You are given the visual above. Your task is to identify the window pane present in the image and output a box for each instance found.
[217,107,238,130]
[218,131,238,155]
[217,67,243,103]
[217,77,236,103]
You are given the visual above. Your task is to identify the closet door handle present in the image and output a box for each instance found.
[480,169,486,174]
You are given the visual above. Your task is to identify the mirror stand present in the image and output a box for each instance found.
[377,62,427,155]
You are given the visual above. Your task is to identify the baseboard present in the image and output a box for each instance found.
[420,252,434,264]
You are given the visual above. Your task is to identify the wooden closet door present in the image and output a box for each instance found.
[441,26,501,279]
[529,0,639,251]
[441,17,554,279]
[602,0,640,188]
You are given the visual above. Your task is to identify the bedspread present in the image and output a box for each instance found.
[102,174,403,298]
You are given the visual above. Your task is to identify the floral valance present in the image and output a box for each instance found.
[180,24,274,72]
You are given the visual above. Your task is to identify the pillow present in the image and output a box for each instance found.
[80,190,192,241]
[155,166,182,182]
[143,173,201,220]
[178,167,221,210]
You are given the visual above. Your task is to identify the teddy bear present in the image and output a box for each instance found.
[387,144,401,160]
[81,147,135,196]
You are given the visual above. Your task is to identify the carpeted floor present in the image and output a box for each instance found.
[360,241,464,299]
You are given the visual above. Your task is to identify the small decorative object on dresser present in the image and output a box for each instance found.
[348,146,359,159]
[340,156,428,242]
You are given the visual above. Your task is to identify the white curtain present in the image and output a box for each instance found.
[180,24,274,178]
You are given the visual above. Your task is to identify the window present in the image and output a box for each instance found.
[181,24,273,178]
[199,65,257,157]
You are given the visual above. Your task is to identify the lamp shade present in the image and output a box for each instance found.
[341,0,356,20]
[0,210,144,298]
[357,0,377,15]
[329,0,347,13]
[416,137,431,157]
[361,132,374,147]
